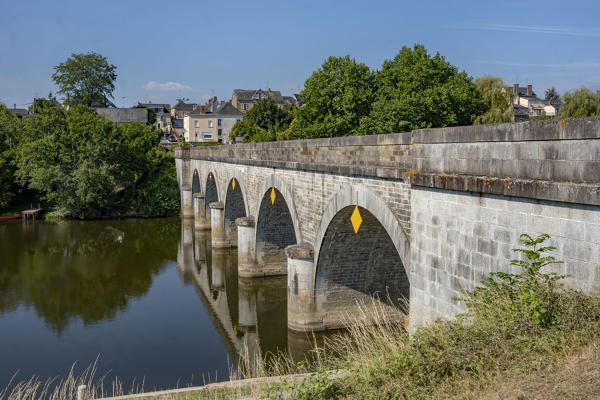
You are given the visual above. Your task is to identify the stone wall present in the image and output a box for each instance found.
[409,187,600,327]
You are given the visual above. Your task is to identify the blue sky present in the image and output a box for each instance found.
[1,0,599,108]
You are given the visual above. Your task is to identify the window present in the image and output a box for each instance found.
[202,132,212,139]
[208,120,213,128]
[243,104,248,111]
[194,120,199,128]
[160,116,165,121]
[217,119,222,126]
[218,129,222,136]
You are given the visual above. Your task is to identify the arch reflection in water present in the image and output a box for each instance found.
[176,221,317,374]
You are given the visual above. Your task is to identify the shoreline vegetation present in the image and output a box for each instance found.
[0,103,180,220]
[2,234,599,399]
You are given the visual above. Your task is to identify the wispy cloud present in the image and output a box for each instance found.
[141,81,193,91]
[470,60,600,68]
[455,23,600,37]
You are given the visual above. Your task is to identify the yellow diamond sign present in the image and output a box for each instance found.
[270,187,276,205]
[232,178,236,191]
[350,206,362,234]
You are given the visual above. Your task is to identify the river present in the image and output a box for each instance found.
[0,217,319,392]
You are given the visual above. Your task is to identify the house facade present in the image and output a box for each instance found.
[138,103,172,132]
[231,89,285,113]
[171,100,199,119]
[183,102,243,143]
[508,84,560,122]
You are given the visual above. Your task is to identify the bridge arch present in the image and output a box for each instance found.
[224,176,248,246]
[314,185,411,313]
[191,169,202,196]
[205,171,219,219]
[254,174,301,274]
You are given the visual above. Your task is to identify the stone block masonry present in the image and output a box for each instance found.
[175,117,600,331]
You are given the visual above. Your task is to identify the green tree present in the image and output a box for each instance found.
[288,55,374,139]
[29,92,60,114]
[231,117,267,142]
[560,88,600,118]
[545,87,561,103]
[13,105,163,218]
[0,105,19,208]
[52,52,117,107]
[473,76,513,125]
[245,98,292,130]
[360,45,486,134]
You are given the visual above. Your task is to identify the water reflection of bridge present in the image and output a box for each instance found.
[176,219,315,371]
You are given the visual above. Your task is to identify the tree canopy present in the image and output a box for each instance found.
[473,76,513,125]
[359,45,486,134]
[52,52,117,107]
[288,55,374,139]
[560,88,600,118]
[0,105,19,208]
[231,99,296,142]
[545,87,561,103]
[12,105,178,218]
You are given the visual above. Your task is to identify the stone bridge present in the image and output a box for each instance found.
[175,117,600,331]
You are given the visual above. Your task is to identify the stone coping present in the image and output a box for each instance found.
[209,201,224,209]
[285,243,315,261]
[192,193,204,198]
[235,216,255,227]
[175,117,600,158]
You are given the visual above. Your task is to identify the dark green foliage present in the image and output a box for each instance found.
[52,52,117,107]
[12,105,178,219]
[135,150,180,217]
[473,76,513,125]
[545,87,561,103]
[288,55,374,139]
[561,88,600,118]
[232,100,296,142]
[359,45,486,134]
[0,104,19,208]
[29,92,60,114]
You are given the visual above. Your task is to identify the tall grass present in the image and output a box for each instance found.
[263,234,600,399]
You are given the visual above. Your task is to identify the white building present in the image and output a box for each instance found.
[183,102,243,143]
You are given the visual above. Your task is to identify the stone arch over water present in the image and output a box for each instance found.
[255,187,298,275]
[314,185,410,321]
[205,171,219,222]
[224,178,247,246]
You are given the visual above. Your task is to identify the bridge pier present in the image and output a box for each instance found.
[210,202,230,248]
[286,244,324,332]
[211,248,227,290]
[181,185,193,218]
[193,194,210,230]
[236,216,261,277]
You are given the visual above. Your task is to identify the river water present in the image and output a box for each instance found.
[0,217,318,392]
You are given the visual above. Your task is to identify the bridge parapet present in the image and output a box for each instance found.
[176,117,600,205]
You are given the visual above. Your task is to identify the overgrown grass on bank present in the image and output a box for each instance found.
[259,233,600,399]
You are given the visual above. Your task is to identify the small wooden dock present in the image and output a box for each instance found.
[21,204,42,221]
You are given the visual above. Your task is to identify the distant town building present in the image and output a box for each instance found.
[231,88,285,113]
[507,84,561,122]
[171,100,199,119]
[183,101,243,143]
[137,102,172,132]
[8,105,30,119]
[283,94,302,107]
[96,107,148,124]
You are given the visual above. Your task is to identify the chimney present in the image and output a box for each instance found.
[213,96,217,102]
[14,104,16,109]
[200,105,206,113]
[513,83,519,97]
[526,84,532,97]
